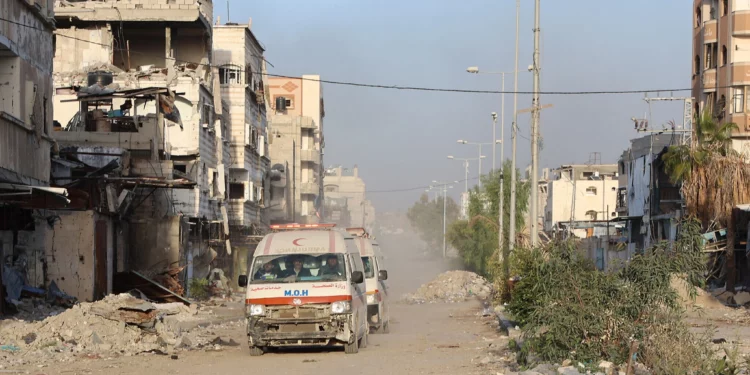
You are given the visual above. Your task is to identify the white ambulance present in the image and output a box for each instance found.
[347,228,391,333]
[237,224,369,355]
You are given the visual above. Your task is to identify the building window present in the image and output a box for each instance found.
[723,0,729,16]
[219,65,242,85]
[710,0,718,20]
[695,55,701,76]
[706,92,717,114]
[696,6,702,27]
[722,45,728,66]
[733,87,750,113]
[585,210,598,220]
[706,43,718,70]
[201,104,211,127]
[245,64,254,87]
[229,183,245,199]
[585,186,597,196]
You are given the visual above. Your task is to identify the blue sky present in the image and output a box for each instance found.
[216,0,690,212]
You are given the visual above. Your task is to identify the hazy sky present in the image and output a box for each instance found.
[216,0,690,212]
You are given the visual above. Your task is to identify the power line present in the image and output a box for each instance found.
[2,17,695,97]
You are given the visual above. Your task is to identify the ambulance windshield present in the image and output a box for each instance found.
[250,253,347,283]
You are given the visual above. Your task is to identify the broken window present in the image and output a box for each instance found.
[229,183,245,199]
[695,55,701,76]
[245,64,254,87]
[696,6,703,27]
[705,43,718,70]
[706,92,716,113]
[249,126,259,149]
[201,104,211,127]
[219,65,242,85]
[212,171,220,198]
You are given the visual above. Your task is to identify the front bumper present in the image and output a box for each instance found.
[247,313,355,347]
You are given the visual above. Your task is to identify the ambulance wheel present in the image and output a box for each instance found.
[359,328,368,349]
[248,346,265,356]
[382,320,390,334]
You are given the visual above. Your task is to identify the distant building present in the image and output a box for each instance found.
[544,164,619,238]
[692,0,750,155]
[267,76,325,223]
[324,166,375,231]
[617,134,681,252]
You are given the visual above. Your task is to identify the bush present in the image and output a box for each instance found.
[506,218,715,371]
[188,277,210,300]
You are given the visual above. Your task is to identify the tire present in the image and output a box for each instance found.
[344,338,359,354]
[382,320,390,334]
[248,346,265,356]
[359,327,368,349]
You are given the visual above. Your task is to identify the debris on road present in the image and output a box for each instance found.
[402,270,493,304]
[0,294,244,367]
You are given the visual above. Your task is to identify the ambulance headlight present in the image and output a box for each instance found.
[247,304,265,316]
[331,301,351,314]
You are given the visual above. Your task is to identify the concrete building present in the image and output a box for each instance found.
[266,75,325,223]
[617,134,682,252]
[0,0,55,188]
[324,166,375,231]
[47,0,232,297]
[543,164,619,238]
[692,0,750,155]
[0,0,56,311]
[213,20,271,279]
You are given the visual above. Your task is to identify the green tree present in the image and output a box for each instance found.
[663,110,738,183]
[406,193,460,251]
[446,160,531,280]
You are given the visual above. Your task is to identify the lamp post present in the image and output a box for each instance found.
[457,140,500,187]
[432,180,456,258]
[447,155,485,193]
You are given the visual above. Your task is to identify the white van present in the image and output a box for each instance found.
[238,224,369,355]
[346,228,390,333]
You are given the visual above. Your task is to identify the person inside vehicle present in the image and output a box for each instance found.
[283,256,312,278]
[319,255,344,277]
[254,261,279,280]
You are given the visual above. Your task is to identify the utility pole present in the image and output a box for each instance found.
[529,0,541,247]
[509,0,520,251]
[494,112,504,263]
[443,186,447,258]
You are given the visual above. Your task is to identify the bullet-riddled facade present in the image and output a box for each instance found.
[49,0,232,297]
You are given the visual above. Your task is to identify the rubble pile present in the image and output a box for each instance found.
[403,271,493,304]
[0,294,241,366]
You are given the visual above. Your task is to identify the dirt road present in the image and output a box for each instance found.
[10,225,505,375]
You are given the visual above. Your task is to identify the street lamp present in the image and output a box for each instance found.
[447,155,485,193]
[431,180,455,258]
[457,139,500,187]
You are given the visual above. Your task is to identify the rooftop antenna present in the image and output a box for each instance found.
[227,0,230,23]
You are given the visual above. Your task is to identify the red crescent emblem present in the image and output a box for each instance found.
[293,238,305,246]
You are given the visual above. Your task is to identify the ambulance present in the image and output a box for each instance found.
[237,224,369,355]
[346,228,390,333]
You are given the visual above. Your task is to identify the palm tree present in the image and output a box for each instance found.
[663,110,743,290]
[663,110,737,184]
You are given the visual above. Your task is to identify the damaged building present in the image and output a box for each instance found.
[40,0,242,301]
[0,0,58,312]
[213,20,271,281]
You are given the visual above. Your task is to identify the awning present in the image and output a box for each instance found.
[0,183,70,208]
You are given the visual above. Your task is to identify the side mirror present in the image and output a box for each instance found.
[351,271,364,284]
[378,270,388,280]
[238,275,248,287]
